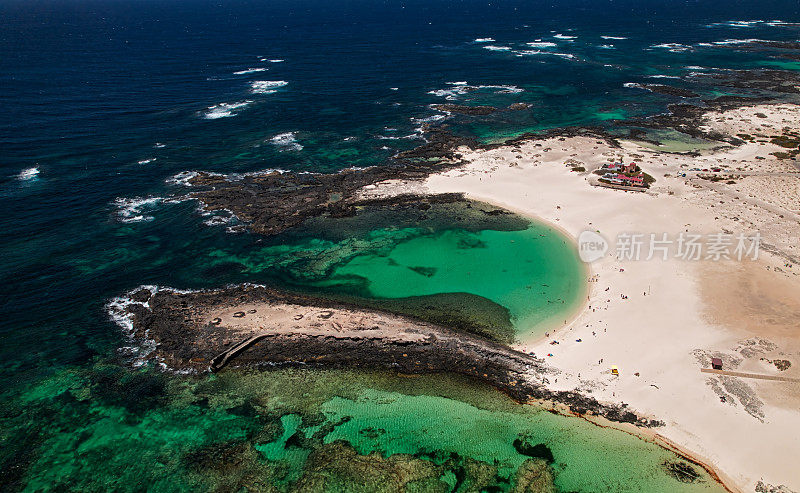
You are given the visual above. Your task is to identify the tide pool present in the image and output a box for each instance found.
[328,224,585,338]
[203,214,585,341]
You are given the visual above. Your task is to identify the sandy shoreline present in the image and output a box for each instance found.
[397,103,800,492]
[116,101,800,491]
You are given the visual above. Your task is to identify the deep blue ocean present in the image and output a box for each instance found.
[1,1,799,489]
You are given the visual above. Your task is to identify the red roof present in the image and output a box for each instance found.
[615,173,643,183]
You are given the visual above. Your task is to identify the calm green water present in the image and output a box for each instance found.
[329,225,585,337]
[201,214,585,341]
[6,365,726,492]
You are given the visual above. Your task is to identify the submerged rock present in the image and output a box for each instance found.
[294,441,448,492]
[663,460,701,483]
[512,459,556,493]
[641,84,700,98]
[433,104,499,115]
[512,438,554,464]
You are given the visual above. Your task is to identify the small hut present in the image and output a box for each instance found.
[610,365,619,376]
[711,358,723,370]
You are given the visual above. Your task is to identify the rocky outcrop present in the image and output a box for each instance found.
[433,104,499,115]
[113,284,663,428]
[641,84,700,98]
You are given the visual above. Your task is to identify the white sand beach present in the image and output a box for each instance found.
[365,104,800,492]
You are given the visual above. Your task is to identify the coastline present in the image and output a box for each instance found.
[450,197,593,345]
[113,98,800,492]
[412,102,800,492]
[13,4,800,490]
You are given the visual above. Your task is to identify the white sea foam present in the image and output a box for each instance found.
[412,114,447,125]
[203,214,235,227]
[113,196,163,223]
[203,101,253,119]
[377,134,420,140]
[483,45,513,51]
[268,59,285,63]
[601,35,627,40]
[233,67,268,75]
[711,38,763,45]
[17,167,39,181]
[107,282,275,368]
[137,158,156,165]
[106,285,158,335]
[428,88,468,99]
[270,132,303,151]
[226,225,247,234]
[706,19,800,28]
[106,285,202,369]
[411,113,447,133]
[526,42,558,48]
[484,84,524,93]
[389,87,399,91]
[250,80,288,94]
[706,20,762,28]
[765,20,800,27]
[166,171,198,186]
[428,82,523,100]
[647,75,682,79]
[474,37,495,42]
[650,43,693,52]
[215,169,292,184]
[597,44,616,49]
[154,142,166,148]
[623,82,646,89]
[516,50,577,59]
[553,34,577,40]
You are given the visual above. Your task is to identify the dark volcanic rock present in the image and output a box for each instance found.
[688,69,800,95]
[433,104,499,115]
[431,103,532,115]
[642,84,700,98]
[113,284,664,428]
[177,128,481,238]
[629,95,772,144]
[507,102,533,111]
[169,68,800,239]
[188,176,459,238]
[512,439,554,463]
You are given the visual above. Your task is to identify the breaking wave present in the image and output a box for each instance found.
[113,196,164,223]
[270,132,303,151]
[17,167,40,181]
[202,101,253,119]
[250,80,288,94]
[233,67,268,75]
